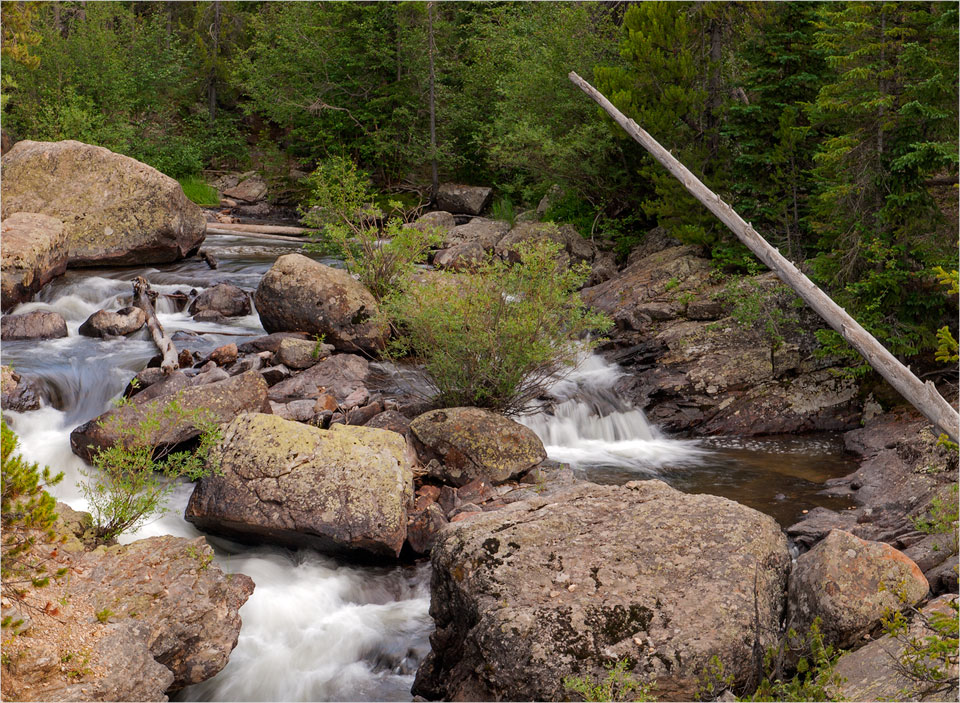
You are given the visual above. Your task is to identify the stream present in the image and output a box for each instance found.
[1,231,856,701]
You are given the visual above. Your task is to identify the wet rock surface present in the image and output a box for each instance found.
[78,307,146,338]
[413,479,791,702]
[188,283,251,318]
[1,364,43,412]
[185,413,413,558]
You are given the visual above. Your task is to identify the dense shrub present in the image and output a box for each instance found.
[384,239,611,415]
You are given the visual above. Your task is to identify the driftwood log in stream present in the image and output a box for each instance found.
[133,276,178,374]
[206,222,310,236]
[569,71,960,444]
[205,227,309,243]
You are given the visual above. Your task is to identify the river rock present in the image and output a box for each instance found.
[185,413,414,558]
[275,337,333,369]
[78,306,146,338]
[412,480,791,701]
[444,219,510,250]
[267,353,369,403]
[1,212,68,312]
[1,310,68,340]
[222,174,267,203]
[407,210,456,236]
[435,184,492,216]
[188,283,251,318]
[1,140,205,266]
[410,407,546,487]
[787,529,929,649]
[433,242,486,271]
[406,503,449,555]
[495,221,596,264]
[1,365,42,412]
[254,253,385,354]
[237,331,311,355]
[830,594,958,702]
[70,370,270,463]
[365,410,411,435]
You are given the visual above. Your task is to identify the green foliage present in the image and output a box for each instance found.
[911,484,959,545]
[384,238,611,415]
[78,398,222,544]
[490,197,517,227]
[881,594,959,699]
[95,608,114,624]
[721,278,804,368]
[178,175,220,207]
[1,420,67,621]
[563,658,656,703]
[311,333,327,361]
[696,655,736,701]
[743,618,845,702]
[302,156,441,302]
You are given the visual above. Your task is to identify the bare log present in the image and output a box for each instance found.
[205,222,310,236]
[569,71,960,443]
[205,227,309,243]
[133,276,178,374]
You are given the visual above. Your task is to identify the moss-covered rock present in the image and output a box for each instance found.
[185,413,414,558]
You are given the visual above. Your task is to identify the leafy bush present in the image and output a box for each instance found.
[1,420,67,627]
[564,658,656,702]
[78,398,222,544]
[881,595,958,700]
[302,156,442,301]
[384,239,611,415]
[745,618,845,702]
[491,196,518,227]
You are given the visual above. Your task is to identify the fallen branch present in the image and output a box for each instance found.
[205,227,310,243]
[133,276,178,374]
[569,71,960,443]
[206,222,311,236]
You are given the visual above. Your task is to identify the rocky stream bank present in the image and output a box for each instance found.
[1,140,956,701]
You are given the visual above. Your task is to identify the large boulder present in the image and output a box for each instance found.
[436,184,493,216]
[444,219,511,250]
[1,140,205,266]
[70,370,270,463]
[1,365,42,412]
[407,210,456,236]
[188,283,251,318]
[1,531,254,701]
[254,253,384,354]
[788,529,929,649]
[1,212,68,312]
[410,407,547,487]
[185,413,414,558]
[495,221,596,264]
[433,242,486,271]
[222,174,267,203]
[1,310,68,340]
[78,307,146,338]
[413,480,791,701]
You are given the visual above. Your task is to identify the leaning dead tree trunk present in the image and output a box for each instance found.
[133,276,178,374]
[569,71,960,443]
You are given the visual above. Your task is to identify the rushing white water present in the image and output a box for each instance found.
[520,352,708,476]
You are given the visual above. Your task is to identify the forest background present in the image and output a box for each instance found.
[2,0,957,373]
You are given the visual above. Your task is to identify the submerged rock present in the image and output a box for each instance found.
[1,212,68,312]
[788,529,929,649]
[1,364,42,412]
[1,140,205,266]
[254,253,385,354]
[185,413,414,558]
[410,407,547,487]
[413,480,791,701]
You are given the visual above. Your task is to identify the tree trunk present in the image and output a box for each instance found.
[133,277,178,374]
[428,1,439,203]
[208,1,221,123]
[568,71,960,443]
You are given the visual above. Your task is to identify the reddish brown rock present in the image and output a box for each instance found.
[1,212,68,311]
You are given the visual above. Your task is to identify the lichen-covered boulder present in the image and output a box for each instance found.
[78,307,146,337]
[1,310,68,340]
[410,407,547,487]
[495,221,596,265]
[413,480,791,701]
[185,413,414,558]
[70,370,270,463]
[188,283,251,318]
[436,184,492,216]
[275,337,333,370]
[433,242,486,271]
[1,212,68,311]
[444,219,510,250]
[254,253,385,354]
[407,210,456,236]
[1,140,205,266]
[788,529,929,648]
[267,353,369,403]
